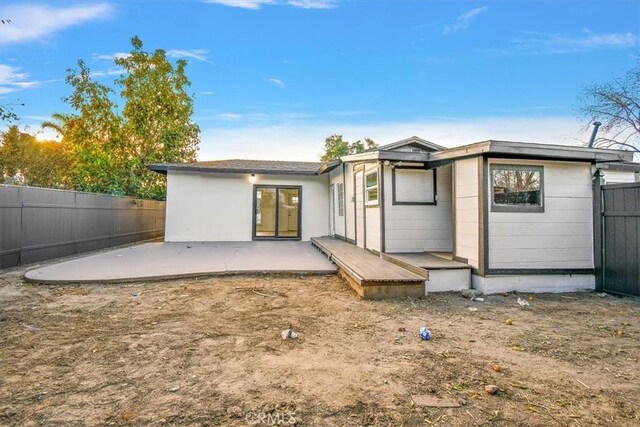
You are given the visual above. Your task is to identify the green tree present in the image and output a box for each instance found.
[320,134,378,162]
[63,60,124,194]
[40,112,74,137]
[0,125,68,187]
[579,62,640,153]
[0,19,22,124]
[59,36,200,199]
[115,36,199,199]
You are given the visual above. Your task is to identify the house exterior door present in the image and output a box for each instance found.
[253,186,301,240]
[355,169,365,248]
[329,184,336,236]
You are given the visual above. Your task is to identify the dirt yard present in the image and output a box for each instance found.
[1,269,639,426]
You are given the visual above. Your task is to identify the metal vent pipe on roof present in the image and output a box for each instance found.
[588,121,602,148]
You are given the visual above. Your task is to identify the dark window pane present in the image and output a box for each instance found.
[277,188,299,238]
[492,167,542,207]
[256,188,276,237]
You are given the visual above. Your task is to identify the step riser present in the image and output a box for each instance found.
[425,269,471,293]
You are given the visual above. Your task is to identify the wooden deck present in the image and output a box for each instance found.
[311,237,426,299]
[385,252,470,270]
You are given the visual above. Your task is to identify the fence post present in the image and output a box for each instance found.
[593,169,604,292]
[18,188,24,266]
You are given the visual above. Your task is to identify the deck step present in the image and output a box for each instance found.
[311,237,425,299]
[384,253,471,292]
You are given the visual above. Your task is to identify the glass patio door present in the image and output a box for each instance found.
[254,186,300,239]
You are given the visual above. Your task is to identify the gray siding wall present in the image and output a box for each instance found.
[487,159,594,269]
[384,164,453,253]
[454,158,480,268]
[0,185,165,269]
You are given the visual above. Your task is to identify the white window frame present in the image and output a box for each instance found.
[365,170,379,206]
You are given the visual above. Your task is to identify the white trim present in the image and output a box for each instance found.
[365,170,379,205]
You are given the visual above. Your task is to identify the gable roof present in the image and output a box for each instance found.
[376,136,447,152]
[148,159,323,175]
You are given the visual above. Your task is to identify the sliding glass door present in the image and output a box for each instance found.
[254,186,301,239]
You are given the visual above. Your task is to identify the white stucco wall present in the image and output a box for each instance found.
[384,164,453,253]
[165,171,329,242]
[487,159,594,269]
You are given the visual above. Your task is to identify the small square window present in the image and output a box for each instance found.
[491,165,544,212]
[365,171,378,205]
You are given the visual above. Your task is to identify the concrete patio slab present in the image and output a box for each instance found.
[24,241,336,284]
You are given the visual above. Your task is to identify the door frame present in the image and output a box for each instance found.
[329,183,336,236]
[252,185,302,241]
[354,167,366,248]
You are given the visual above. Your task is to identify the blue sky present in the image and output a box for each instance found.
[1,0,638,160]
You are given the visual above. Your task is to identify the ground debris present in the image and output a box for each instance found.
[411,394,461,408]
[484,384,499,395]
[1,273,638,426]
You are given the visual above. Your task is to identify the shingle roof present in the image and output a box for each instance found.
[148,159,324,175]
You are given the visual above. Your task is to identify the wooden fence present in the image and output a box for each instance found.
[0,185,165,269]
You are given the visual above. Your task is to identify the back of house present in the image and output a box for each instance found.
[149,136,639,296]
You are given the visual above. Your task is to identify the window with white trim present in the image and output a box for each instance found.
[337,183,345,216]
[365,171,378,205]
[491,165,544,212]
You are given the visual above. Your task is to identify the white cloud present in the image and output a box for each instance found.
[511,31,639,54]
[287,0,335,9]
[90,68,123,78]
[202,0,335,9]
[202,0,273,9]
[443,6,488,35]
[166,49,210,62]
[218,112,244,121]
[93,49,210,63]
[197,116,585,161]
[200,91,215,95]
[210,111,312,122]
[93,52,131,61]
[266,78,286,88]
[0,64,45,94]
[1,3,113,44]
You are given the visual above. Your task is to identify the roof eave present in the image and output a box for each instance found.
[317,159,342,174]
[340,150,431,163]
[428,140,633,163]
[148,164,320,176]
[595,161,640,172]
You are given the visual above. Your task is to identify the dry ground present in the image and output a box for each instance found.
[0,269,639,426]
